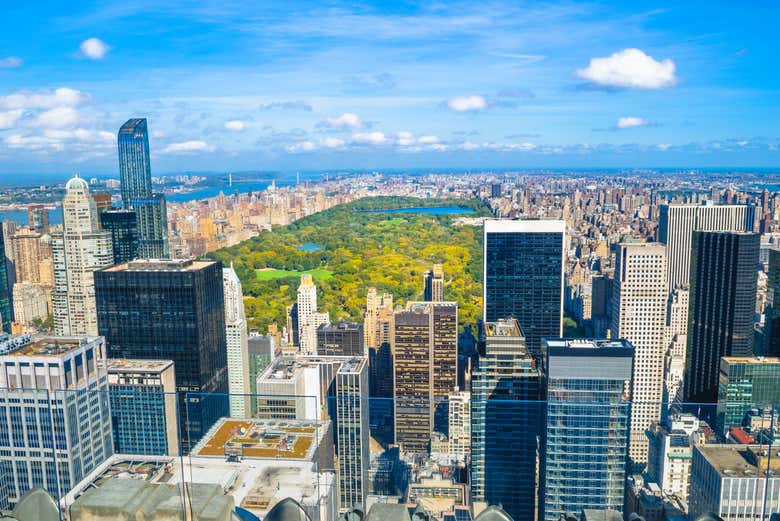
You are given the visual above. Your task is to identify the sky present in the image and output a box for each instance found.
[0,0,778,176]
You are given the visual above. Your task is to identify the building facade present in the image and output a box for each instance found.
[423,264,444,302]
[335,357,370,512]
[223,265,250,418]
[685,231,759,405]
[99,210,139,264]
[94,258,228,448]
[317,321,364,357]
[297,274,330,354]
[483,219,565,358]
[363,287,393,353]
[12,282,48,327]
[541,338,633,521]
[716,357,780,436]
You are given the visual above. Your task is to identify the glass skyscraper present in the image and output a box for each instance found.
[94,258,229,448]
[541,338,634,521]
[0,227,11,332]
[483,220,565,359]
[99,209,139,264]
[117,118,169,259]
[470,319,541,521]
[716,356,780,435]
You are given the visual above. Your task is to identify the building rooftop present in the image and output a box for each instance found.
[697,444,780,477]
[317,321,361,332]
[101,258,216,272]
[721,356,780,364]
[106,358,174,373]
[483,319,523,338]
[0,335,95,358]
[118,118,147,134]
[545,338,634,353]
[191,417,327,461]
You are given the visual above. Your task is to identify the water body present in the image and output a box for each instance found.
[298,242,324,252]
[0,208,63,227]
[361,206,475,215]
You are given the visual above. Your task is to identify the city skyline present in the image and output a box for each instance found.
[0,1,779,175]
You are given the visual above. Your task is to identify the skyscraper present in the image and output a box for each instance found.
[664,288,689,404]
[99,209,139,264]
[335,357,370,512]
[223,265,250,418]
[764,248,780,355]
[658,203,755,291]
[470,319,541,521]
[0,226,11,332]
[10,230,49,284]
[483,219,565,358]
[297,274,329,354]
[117,118,169,259]
[317,321,364,356]
[423,264,444,301]
[0,335,113,507]
[94,258,229,447]
[540,338,634,521]
[393,301,458,452]
[26,204,49,234]
[685,231,759,405]
[52,177,113,336]
[610,242,667,467]
[363,288,393,353]
[716,356,780,436]
[247,333,275,416]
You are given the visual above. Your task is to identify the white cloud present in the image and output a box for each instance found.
[616,116,650,129]
[320,112,363,129]
[352,131,388,145]
[33,107,81,129]
[0,57,22,69]
[286,140,316,153]
[577,48,676,89]
[396,131,416,146]
[738,140,749,146]
[3,128,114,152]
[447,95,488,112]
[0,109,23,130]
[418,135,440,144]
[80,38,110,60]
[322,137,345,148]
[224,120,247,131]
[161,140,214,153]
[657,143,672,151]
[0,87,89,109]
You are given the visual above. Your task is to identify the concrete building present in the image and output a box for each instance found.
[658,203,756,291]
[223,265,250,418]
[363,287,393,353]
[610,242,668,467]
[647,413,704,502]
[297,274,330,354]
[447,388,470,460]
[393,301,458,453]
[689,445,780,521]
[664,289,688,404]
[12,282,48,327]
[106,358,179,456]
[52,177,113,336]
[335,357,370,512]
[10,230,49,284]
[0,335,113,507]
[317,321,364,357]
[423,264,444,302]
[248,333,275,415]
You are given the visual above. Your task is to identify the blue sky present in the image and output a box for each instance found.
[0,0,778,175]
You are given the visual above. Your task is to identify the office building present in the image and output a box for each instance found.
[106,358,179,456]
[647,413,704,502]
[491,183,502,199]
[448,387,470,459]
[297,274,330,354]
[658,203,755,291]
[363,287,393,352]
[117,118,169,258]
[471,319,541,521]
[317,321,364,356]
[0,228,10,333]
[0,335,113,507]
[51,177,114,337]
[483,220,565,358]
[689,445,780,521]
[610,242,667,466]
[256,356,323,420]
[248,333,275,416]
[223,265,250,418]
[393,301,458,453]
[335,357,370,512]
[94,258,228,447]
[664,288,688,404]
[685,231,759,405]
[10,230,49,284]
[423,264,444,302]
[540,338,633,521]
[91,192,112,213]
[26,204,49,234]
[99,209,139,264]
[12,282,48,327]
[716,356,780,436]
[766,248,780,355]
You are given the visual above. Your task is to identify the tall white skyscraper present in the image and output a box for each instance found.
[610,242,668,467]
[223,265,250,417]
[658,203,755,291]
[297,274,329,354]
[664,288,689,404]
[52,176,113,336]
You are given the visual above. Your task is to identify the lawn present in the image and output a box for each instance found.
[380,217,407,226]
[255,267,334,281]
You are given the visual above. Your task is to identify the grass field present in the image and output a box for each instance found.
[380,217,407,225]
[255,267,334,281]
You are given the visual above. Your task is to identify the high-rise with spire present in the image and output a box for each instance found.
[118,118,169,259]
[52,176,114,336]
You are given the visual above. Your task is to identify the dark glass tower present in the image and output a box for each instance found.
[316,321,364,356]
[541,338,634,521]
[100,209,139,264]
[94,259,228,447]
[765,248,780,355]
[483,220,565,358]
[0,226,11,332]
[117,118,169,259]
[685,231,759,405]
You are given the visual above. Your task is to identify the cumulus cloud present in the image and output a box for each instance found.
[224,120,247,131]
[396,131,416,146]
[0,110,23,130]
[79,38,110,60]
[352,131,388,145]
[319,112,363,129]
[4,129,114,152]
[286,140,316,153]
[0,57,22,69]
[258,100,313,112]
[33,107,81,129]
[577,48,676,89]
[418,135,440,144]
[322,137,345,148]
[616,116,651,129]
[0,87,89,109]
[447,95,488,112]
[161,140,214,153]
